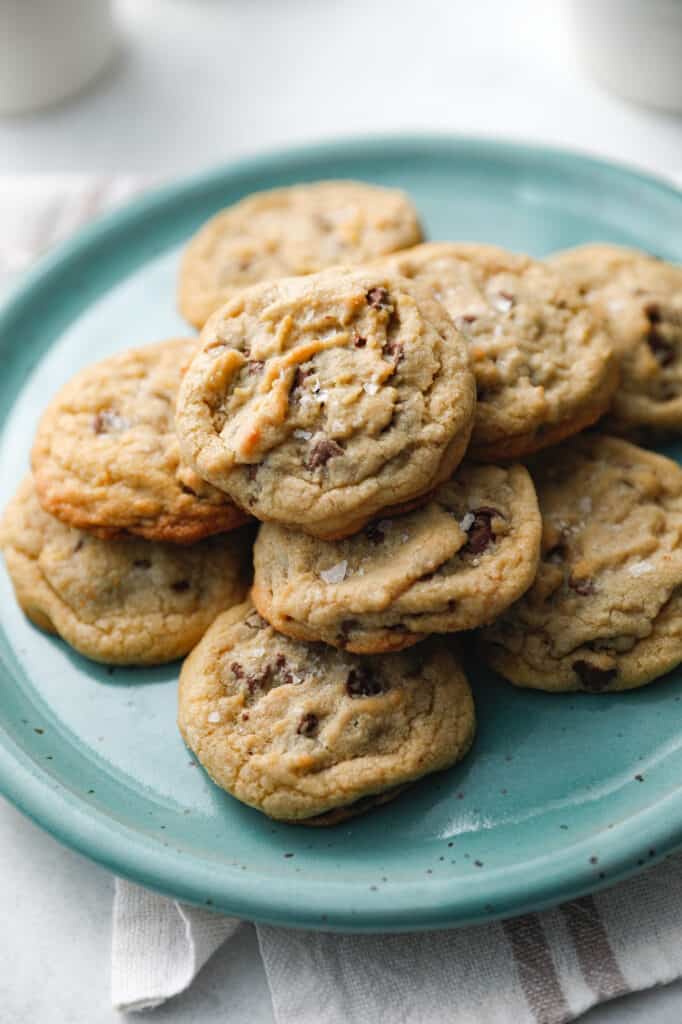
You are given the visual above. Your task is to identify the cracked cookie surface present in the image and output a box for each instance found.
[252,463,541,652]
[177,601,475,823]
[478,435,682,692]
[549,244,682,438]
[32,338,248,544]
[175,267,476,539]
[1,477,251,665]
[178,180,423,328]
[381,243,618,459]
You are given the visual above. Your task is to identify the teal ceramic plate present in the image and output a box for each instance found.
[1,137,681,932]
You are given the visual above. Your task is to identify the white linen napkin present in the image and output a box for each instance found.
[114,853,682,1021]
[3,173,682,1024]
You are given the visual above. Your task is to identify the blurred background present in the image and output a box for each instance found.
[0,0,681,179]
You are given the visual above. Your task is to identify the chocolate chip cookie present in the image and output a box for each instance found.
[252,463,541,652]
[32,338,248,543]
[478,435,682,692]
[178,180,423,328]
[549,244,682,438]
[177,601,475,823]
[175,267,476,539]
[1,477,252,665]
[381,243,619,460]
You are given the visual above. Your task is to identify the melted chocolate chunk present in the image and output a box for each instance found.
[346,665,384,698]
[274,653,294,684]
[645,302,662,324]
[306,438,343,469]
[337,620,358,648]
[297,712,319,737]
[462,507,502,555]
[569,575,595,596]
[248,360,265,375]
[246,464,259,482]
[354,334,367,348]
[366,287,392,311]
[382,339,404,365]
[133,558,151,569]
[293,366,311,390]
[246,665,272,694]
[647,329,675,367]
[230,662,244,679]
[171,579,190,592]
[572,659,617,691]
[365,522,385,544]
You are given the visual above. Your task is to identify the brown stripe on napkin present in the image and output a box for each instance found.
[561,896,627,1001]
[503,914,570,1023]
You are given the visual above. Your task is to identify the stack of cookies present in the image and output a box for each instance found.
[3,180,682,826]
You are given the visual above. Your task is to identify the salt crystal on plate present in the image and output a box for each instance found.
[207,710,221,723]
[363,382,379,395]
[320,560,348,584]
[459,512,475,531]
[293,429,312,440]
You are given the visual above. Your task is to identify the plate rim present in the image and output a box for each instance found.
[1,133,681,932]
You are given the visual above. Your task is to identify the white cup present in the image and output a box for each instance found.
[0,0,117,115]
[569,0,682,113]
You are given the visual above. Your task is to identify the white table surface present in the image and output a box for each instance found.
[1,1,681,1020]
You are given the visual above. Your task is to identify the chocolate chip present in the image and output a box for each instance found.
[572,659,617,691]
[382,339,404,365]
[246,464,259,481]
[248,360,264,374]
[462,507,502,555]
[346,666,384,698]
[297,713,319,737]
[231,662,244,679]
[133,558,151,569]
[645,302,662,324]
[180,483,197,496]
[569,576,595,596]
[354,335,367,348]
[293,366,311,390]
[337,620,357,648]
[365,522,385,544]
[306,438,343,469]
[274,653,294,684]
[647,329,674,367]
[366,287,392,311]
[246,666,272,694]
[171,580,190,592]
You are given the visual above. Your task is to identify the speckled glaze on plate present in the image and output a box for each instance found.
[0,137,681,932]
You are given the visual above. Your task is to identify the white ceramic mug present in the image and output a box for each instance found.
[0,0,116,115]
[569,0,682,113]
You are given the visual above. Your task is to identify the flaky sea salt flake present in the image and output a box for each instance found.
[320,560,348,584]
